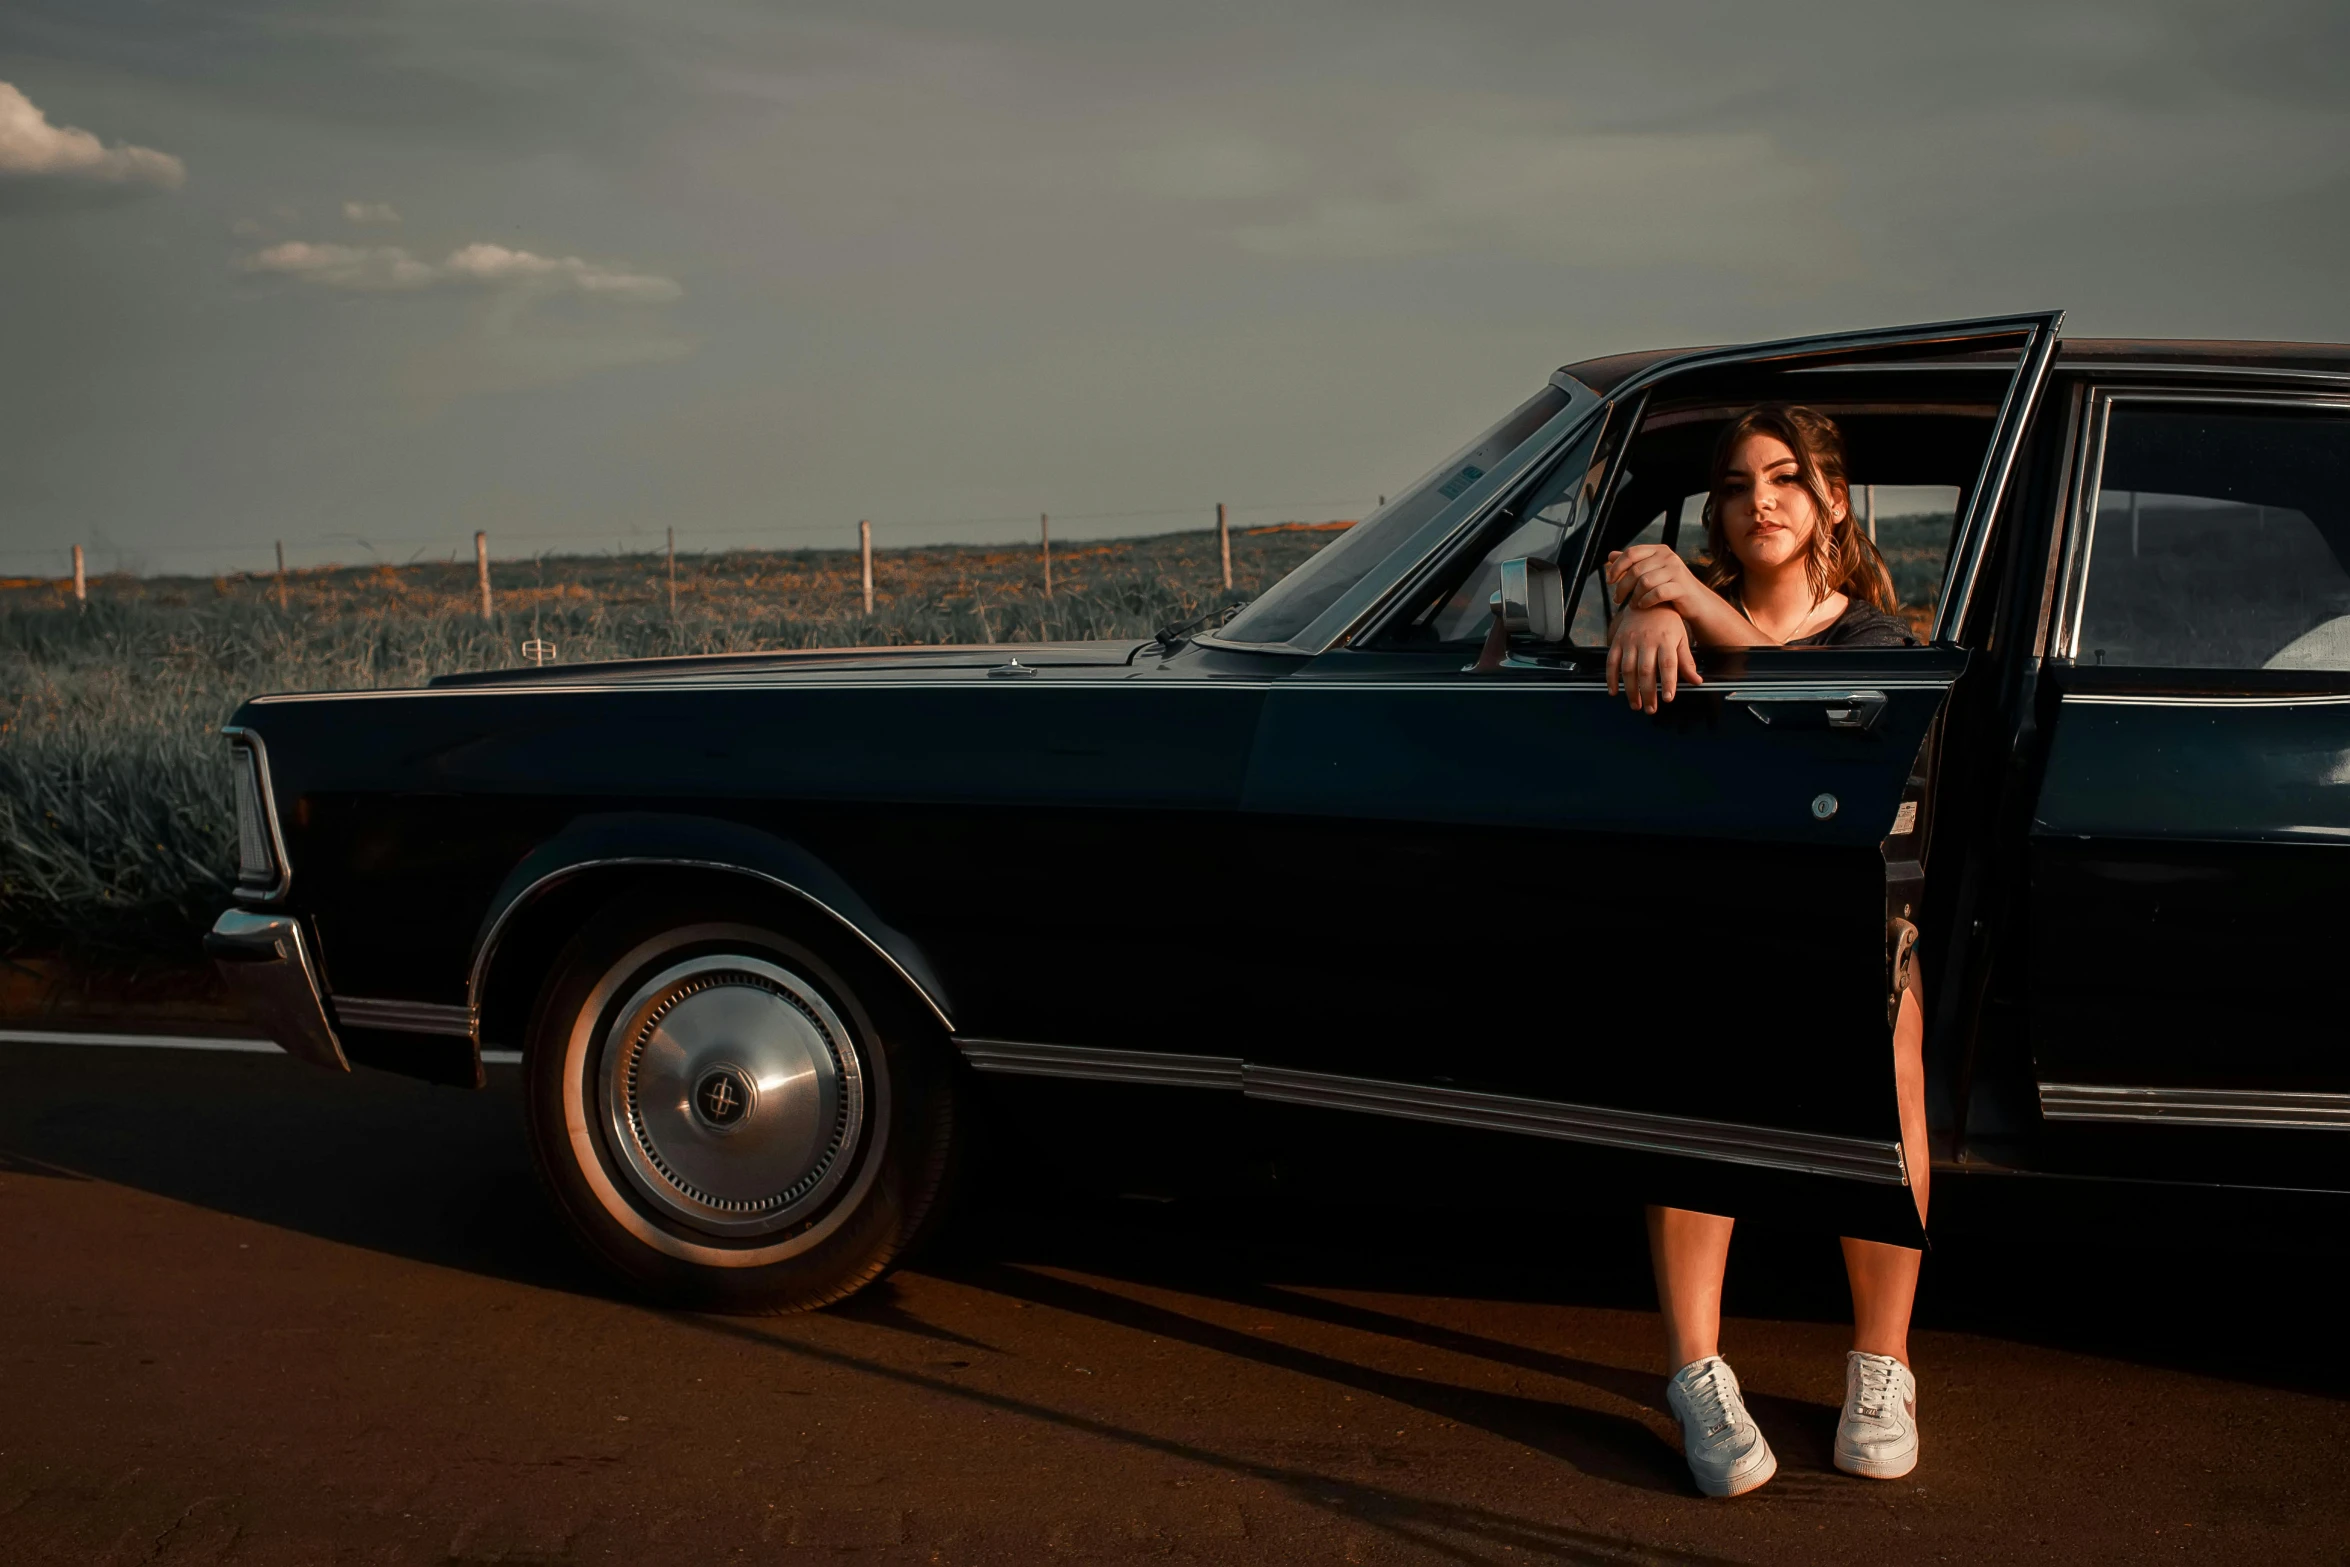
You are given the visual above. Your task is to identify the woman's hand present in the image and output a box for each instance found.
[1604,545,1762,648]
[1606,544,1705,615]
[1607,605,1701,712]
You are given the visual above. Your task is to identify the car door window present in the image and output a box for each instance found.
[2073,404,2350,670]
[1867,485,1962,635]
[1414,413,1611,643]
[1562,398,1995,646]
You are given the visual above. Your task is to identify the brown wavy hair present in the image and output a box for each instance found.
[1700,404,1897,613]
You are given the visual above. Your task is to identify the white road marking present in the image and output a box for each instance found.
[0,1029,278,1053]
[0,1029,520,1065]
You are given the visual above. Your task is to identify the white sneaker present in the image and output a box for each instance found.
[1835,1351,1919,1479]
[1665,1355,1778,1498]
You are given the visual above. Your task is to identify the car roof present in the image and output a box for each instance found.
[1557,336,2350,395]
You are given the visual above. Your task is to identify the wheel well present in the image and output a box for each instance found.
[474,864,943,1056]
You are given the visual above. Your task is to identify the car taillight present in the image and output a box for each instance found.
[232,742,279,891]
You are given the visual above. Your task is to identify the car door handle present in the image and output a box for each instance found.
[1740,689,1887,733]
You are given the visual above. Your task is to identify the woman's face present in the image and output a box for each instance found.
[1719,432,1842,574]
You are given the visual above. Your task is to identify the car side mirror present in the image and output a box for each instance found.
[1491,557,1568,643]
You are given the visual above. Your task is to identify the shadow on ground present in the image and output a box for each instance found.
[2,1040,2341,1411]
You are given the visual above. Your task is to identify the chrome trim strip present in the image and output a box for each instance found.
[954,1038,1243,1090]
[2027,380,2090,663]
[223,726,292,903]
[2062,691,2350,708]
[2052,388,2117,660]
[946,1038,1905,1184]
[1602,312,2054,404]
[467,857,954,1036]
[1242,1066,1907,1184]
[253,673,1970,706]
[1300,678,1955,695]
[251,678,1233,702]
[2040,1082,2350,1130]
[2054,362,2350,387]
[1786,361,2021,376]
[331,995,476,1037]
[1934,311,2065,641]
[1186,633,1311,658]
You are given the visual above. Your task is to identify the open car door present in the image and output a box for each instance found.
[1231,312,2062,1244]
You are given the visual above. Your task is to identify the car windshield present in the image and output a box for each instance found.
[1217,384,1575,647]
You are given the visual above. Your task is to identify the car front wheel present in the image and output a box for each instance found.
[522,897,958,1312]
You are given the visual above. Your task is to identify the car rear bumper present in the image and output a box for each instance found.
[205,909,349,1071]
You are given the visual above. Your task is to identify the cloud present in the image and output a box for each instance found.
[0,80,184,191]
[342,200,399,225]
[240,239,681,301]
[242,241,437,289]
[440,242,683,301]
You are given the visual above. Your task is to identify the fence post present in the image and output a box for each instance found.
[859,520,873,615]
[1217,502,1232,590]
[1041,512,1053,600]
[667,525,676,618]
[275,540,288,611]
[71,544,86,607]
[475,530,493,621]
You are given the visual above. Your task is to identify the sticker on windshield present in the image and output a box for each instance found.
[1436,465,1485,501]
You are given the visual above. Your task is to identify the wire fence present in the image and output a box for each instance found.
[0,497,1381,582]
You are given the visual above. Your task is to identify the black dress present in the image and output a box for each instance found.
[1785,599,1919,649]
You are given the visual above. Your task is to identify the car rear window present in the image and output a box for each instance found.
[2076,405,2350,670]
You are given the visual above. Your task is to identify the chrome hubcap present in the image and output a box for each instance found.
[600,955,864,1237]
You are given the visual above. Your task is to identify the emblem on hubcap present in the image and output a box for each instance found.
[693,1066,752,1128]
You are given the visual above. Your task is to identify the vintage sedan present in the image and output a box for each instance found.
[208,312,2350,1310]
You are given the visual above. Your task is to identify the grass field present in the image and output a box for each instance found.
[0,526,1339,973]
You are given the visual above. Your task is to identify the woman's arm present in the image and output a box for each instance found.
[1607,605,1700,712]
[1605,546,1768,648]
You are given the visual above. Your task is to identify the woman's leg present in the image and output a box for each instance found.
[1652,1204,1777,1495]
[1843,980,1929,1359]
[1647,1205,1738,1371]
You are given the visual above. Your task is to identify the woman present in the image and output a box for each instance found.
[1604,404,1929,1498]
[1605,402,1916,710]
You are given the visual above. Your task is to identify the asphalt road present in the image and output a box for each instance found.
[2,1041,2344,1566]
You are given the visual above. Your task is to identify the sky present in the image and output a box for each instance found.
[2,1,2346,577]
